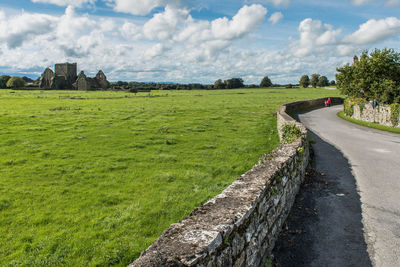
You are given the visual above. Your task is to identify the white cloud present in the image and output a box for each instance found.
[336,44,360,56]
[144,43,166,59]
[31,0,95,7]
[211,4,267,40]
[120,22,142,40]
[111,0,163,15]
[291,18,341,57]
[55,6,98,56]
[269,12,283,24]
[342,17,400,44]
[174,18,211,43]
[143,5,190,40]
[0,10,57,48]
[169,4,267,62]
[139,4,267,62]
[108,0,182,16]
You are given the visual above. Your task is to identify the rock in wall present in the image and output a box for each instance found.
[351,102,399,128]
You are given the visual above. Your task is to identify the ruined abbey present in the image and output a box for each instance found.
[39,63,109,90]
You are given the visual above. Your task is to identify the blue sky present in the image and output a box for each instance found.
[0,0,400,84]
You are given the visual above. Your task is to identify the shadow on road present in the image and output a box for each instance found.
[273,129,372,267]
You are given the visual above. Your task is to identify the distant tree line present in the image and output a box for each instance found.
[213,78,245,89]
[113,76,280,91]
[0,75,37,89]
[214,76,292,89]
[1,73,309,91]
[336,48,400,104]
[299,74,335,88]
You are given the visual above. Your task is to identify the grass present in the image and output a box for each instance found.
[0,88,341,266]
[338,111,400,134]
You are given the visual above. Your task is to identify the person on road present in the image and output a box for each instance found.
[327,97,332,107]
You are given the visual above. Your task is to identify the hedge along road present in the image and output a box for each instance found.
[297,105,400,266]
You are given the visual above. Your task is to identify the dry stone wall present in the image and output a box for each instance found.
[350,102,400,128]
[129,97,342,267]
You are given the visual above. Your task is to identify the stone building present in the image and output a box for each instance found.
[39,68,54,89]
[73,70,109,91]
[39,63,109,90]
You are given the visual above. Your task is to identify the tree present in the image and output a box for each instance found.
[260,76,272,87]
[22,76,34,83]
[214,79,225,89]
[0,75,11,89]
[336,49,400,104]
[224,78,244,89]
[317,76,329,87]
[299,75,310,88]
[329,80,336,86]
[116,81,128,87]
[310,74,320,88]
[6,76,26,88]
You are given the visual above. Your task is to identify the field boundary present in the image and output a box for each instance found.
[338,111,400,134]
[129,97,343,267]
[344,100,400,128]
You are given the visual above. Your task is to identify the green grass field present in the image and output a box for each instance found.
[0,88,341,266]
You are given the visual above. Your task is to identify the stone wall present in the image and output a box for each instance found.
[129,97,342,267]
[350,102,400,128]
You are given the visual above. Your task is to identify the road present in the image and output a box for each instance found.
[274,105,400,266]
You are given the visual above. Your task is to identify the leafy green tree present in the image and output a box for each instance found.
[336,49,400,103]
[310,74,320,88]
[260,76,272,87]
[0,75,11,89]
[6,76,26,88]
[224,78,244,89]
[329,80,336,86]
[299,75,310,88]
[214,79,225,89]
[317,76,329,87]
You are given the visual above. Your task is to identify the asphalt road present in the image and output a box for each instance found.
[291,105,400,266]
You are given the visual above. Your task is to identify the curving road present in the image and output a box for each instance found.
[295,105,400,266]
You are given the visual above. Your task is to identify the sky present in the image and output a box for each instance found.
[0,0,400,84]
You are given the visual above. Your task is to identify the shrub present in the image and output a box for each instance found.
[336,49,400,104]
[358,99,367,114]
[299,75,310,88]
[214,79,225,89]
[0,75,11,88]
[6,76,26,88]
[317,76,329,87]
[344,98,354,117]
[260,76,272,88]
[390,103,400,126]
[281,123,302,144]
[344,98,366,117]
[310,74,320,88]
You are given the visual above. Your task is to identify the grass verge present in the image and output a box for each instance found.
[337,111,400,134]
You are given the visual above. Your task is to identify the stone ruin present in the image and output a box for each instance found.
[39,63,109,90]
